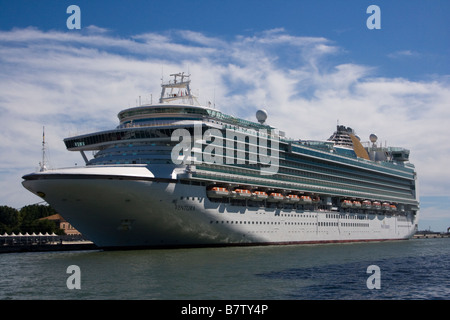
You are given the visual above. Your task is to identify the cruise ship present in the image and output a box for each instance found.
[22,73,419,249]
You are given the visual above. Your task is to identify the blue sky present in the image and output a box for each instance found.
[1,0,448,79]
[0,0,449,231]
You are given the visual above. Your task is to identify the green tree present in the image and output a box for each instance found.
[0,206,20,233]
[28,218,64,235]
[0,204,63,234]
[20,204,58,223]
[19,204,59,234]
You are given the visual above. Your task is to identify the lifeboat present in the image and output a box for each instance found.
[382,202,391,211]
[207,187,229,198]
[341,199,353,208]
[353,201,362,208]
[299,195,312,204]
[285,194,300,203]
[252,191,268,201]
[362,200,372,209]
[232,188,252,199]
[267,193,284,202]
[390,204,397,211]
[372,201,381,210]
[312,196,321,204]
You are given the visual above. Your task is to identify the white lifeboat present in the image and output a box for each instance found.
[252,191,268,201]
[299,195,312,204]
[207,187,229,198]
[341,199,353,208]
[285,194,300,203]
[372,201,381,210]
[233,188,252,199]
[353,201,362,208]
[267,192,284,202]
[382,202,391,211]
[362,200,372,209]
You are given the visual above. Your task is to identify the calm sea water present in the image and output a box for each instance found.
[0,238,449,300]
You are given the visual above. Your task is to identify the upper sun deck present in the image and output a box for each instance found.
[116,103,273,131]
[116,72,274,132]
[118,72,206,124]
[64,73,275,150]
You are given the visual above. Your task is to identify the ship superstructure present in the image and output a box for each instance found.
[22,73,419,249]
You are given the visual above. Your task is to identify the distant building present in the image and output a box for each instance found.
[39,214,81,235]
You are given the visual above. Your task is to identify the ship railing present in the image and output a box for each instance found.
[118,119,195,129]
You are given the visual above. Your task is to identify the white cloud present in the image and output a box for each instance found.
[387,50,421,59]
[84,25,111,34]
[1,27,449,230]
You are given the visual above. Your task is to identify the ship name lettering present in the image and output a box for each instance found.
[74,141,85,147]
[175,204,195,211]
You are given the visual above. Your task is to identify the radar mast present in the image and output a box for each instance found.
[159,72,199,105]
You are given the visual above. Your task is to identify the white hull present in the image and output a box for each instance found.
[22,167,418,249]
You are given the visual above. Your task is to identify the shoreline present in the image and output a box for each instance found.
[2,234,449,254]
[0,241,99,254]
[413,232,450,239]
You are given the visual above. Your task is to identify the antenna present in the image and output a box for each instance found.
[39,126,47,172]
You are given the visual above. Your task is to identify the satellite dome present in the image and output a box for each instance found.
[256,109,268,124]
[370,134,378,143]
